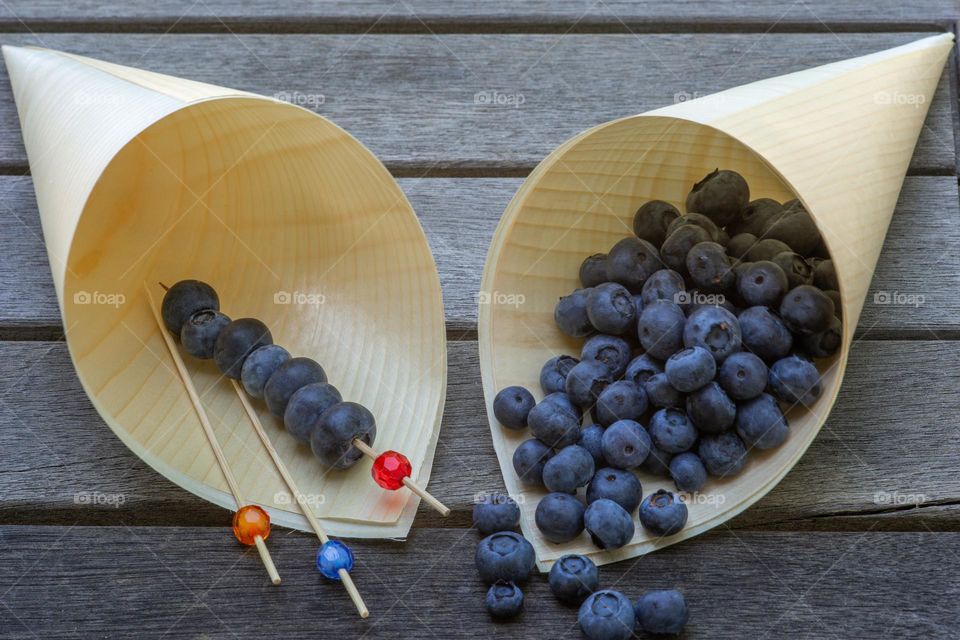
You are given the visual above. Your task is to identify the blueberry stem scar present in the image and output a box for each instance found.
[352,439,451,517]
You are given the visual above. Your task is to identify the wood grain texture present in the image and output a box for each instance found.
[0,33,953,173]
[1,176,957,338]
[1,525,958,638]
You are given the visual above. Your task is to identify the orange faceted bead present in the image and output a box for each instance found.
[232,505,271,545]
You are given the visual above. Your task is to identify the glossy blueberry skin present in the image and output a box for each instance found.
[664,346,715,393]
[780,285,835,335]
[638,489,688,536]
[667,212,720,242]
[737,260,789,307]
[717,351,769,400]
[528,392,583,448]
[649,408,698,453]
[580,253,609,288]
[161,279,219,334]
[213,318,273,379]
[473,493,521,535]
[240,345,290,399]
[669,452,708,493]
[283,382,342,444]
[683,306,742,364]
[180,309,231,359]
[644,372,684,409]
[535,493,586,544]
[685,382,736,434]
[586,467,642,513]
[316,540,354,580]
[493,386,536,429]
[769,355,822,406]
[565,360,613,409]
[641,269,686,308]
[594,380,648,427]
[264,357,327,417]
[798,315,842,358]
[586,283,637,335]
[579,590,636,640]
[638,300,686,360]
[600,420,650,470]
[475,531,536,584]
[686,241,734,292]
[584,498,635,549]
[579,424,606,467]
[485,581,524,619]
[660,224,712,275]
[685,168,749,227]
[543,445,596,494]
[727,198,783,237]
[606,237,663,291]
[745,238,791,263]
[512,438,554,486]
[633,200,680,247]
[540,355,580,395]
[726,232,758,259]
[581,334,632,378]
[771,250,814,289]
[698,431,748,477]
[555,289,594,338]
[549,554,600,605]
[739,306,794,362]
[623,354,663,386]
[635,589,689,635]
[736,393,789,449]
[642,443,673,477]
[310,401,376,470]
[813,258,838,291]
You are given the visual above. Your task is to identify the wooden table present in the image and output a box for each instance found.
[1,2,959,638]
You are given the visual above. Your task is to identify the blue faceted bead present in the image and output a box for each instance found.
[317,540,354,580]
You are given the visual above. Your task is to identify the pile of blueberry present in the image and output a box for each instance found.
[473,494,688,637]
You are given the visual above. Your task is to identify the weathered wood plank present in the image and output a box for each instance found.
[1,340,958,530]
[0,526,957,638]
[0,176,955,337]
[0,33,953,172]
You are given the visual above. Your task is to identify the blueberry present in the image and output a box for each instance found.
[555,289,594,338]
[745,238,791,263]
[528,392,582,448]
[665,346,715,393]
[264,357,327,417]
[813,259,838,291]
[660,224,712,275]
[798,314,842,358]
[641,269,686,307]
[667,212,721,242]
[549,554,599,605]
[686,241,734,292]
[606,237,663,291]
[638,300,686,360]
[824,290,842,317]
[686,168,749,226]
[485,581,524,619]
[594,380,647,427]
[717,351,769,400]
[649,408,698,453]
[632,293,645,318]
[739,306,793,362]
[581,334,632,378]
[540,355,580,395]
[601,420,650,469]
[512,438,554,485]
[535,492,586,544]
[726,232,758,260]
[737,260,789,308]
[565,360,613,409]
[683,306,741,363]
[180,309,230,359]
[584,499,634,549]
[763,204,821,256]
[644,372,684,409]
[780,285,835,335]
[240,345,290,399]
[727,198,783,236]
[669,452,707,493]
[161,279,219,335]
[579,424,606,467]
[717,228,730,246]
[641,443,674,477]
[623,353,663,386]
[585,283,636,335]
[638,489,687,536]
[578,590,636,640]
[736,393,789,449]
[771,251,814,289]
[698,431,748,477]
[634,200,681,247]
[473,493,521,535]
[543,445,596,494]
[283,382,342,444]
[685,382,736,434]
[586,467,642,512]
[310,401,376,470]
[635,589,689,635]
[580,253,609,288]
[769,355,822,405]
[213,318,273,379]
[475,531,536,584]
[493,386,536,429]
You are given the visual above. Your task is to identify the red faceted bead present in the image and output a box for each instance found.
[372,450,412,490]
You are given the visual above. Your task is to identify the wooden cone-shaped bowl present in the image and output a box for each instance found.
[4,46,447,538]
[479,33,953,568]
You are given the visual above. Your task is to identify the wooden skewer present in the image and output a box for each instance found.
[144,284,281,586]
[351,439,451,517]
[231,380,370,618]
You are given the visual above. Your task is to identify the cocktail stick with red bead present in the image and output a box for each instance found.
[351,439,451,517]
